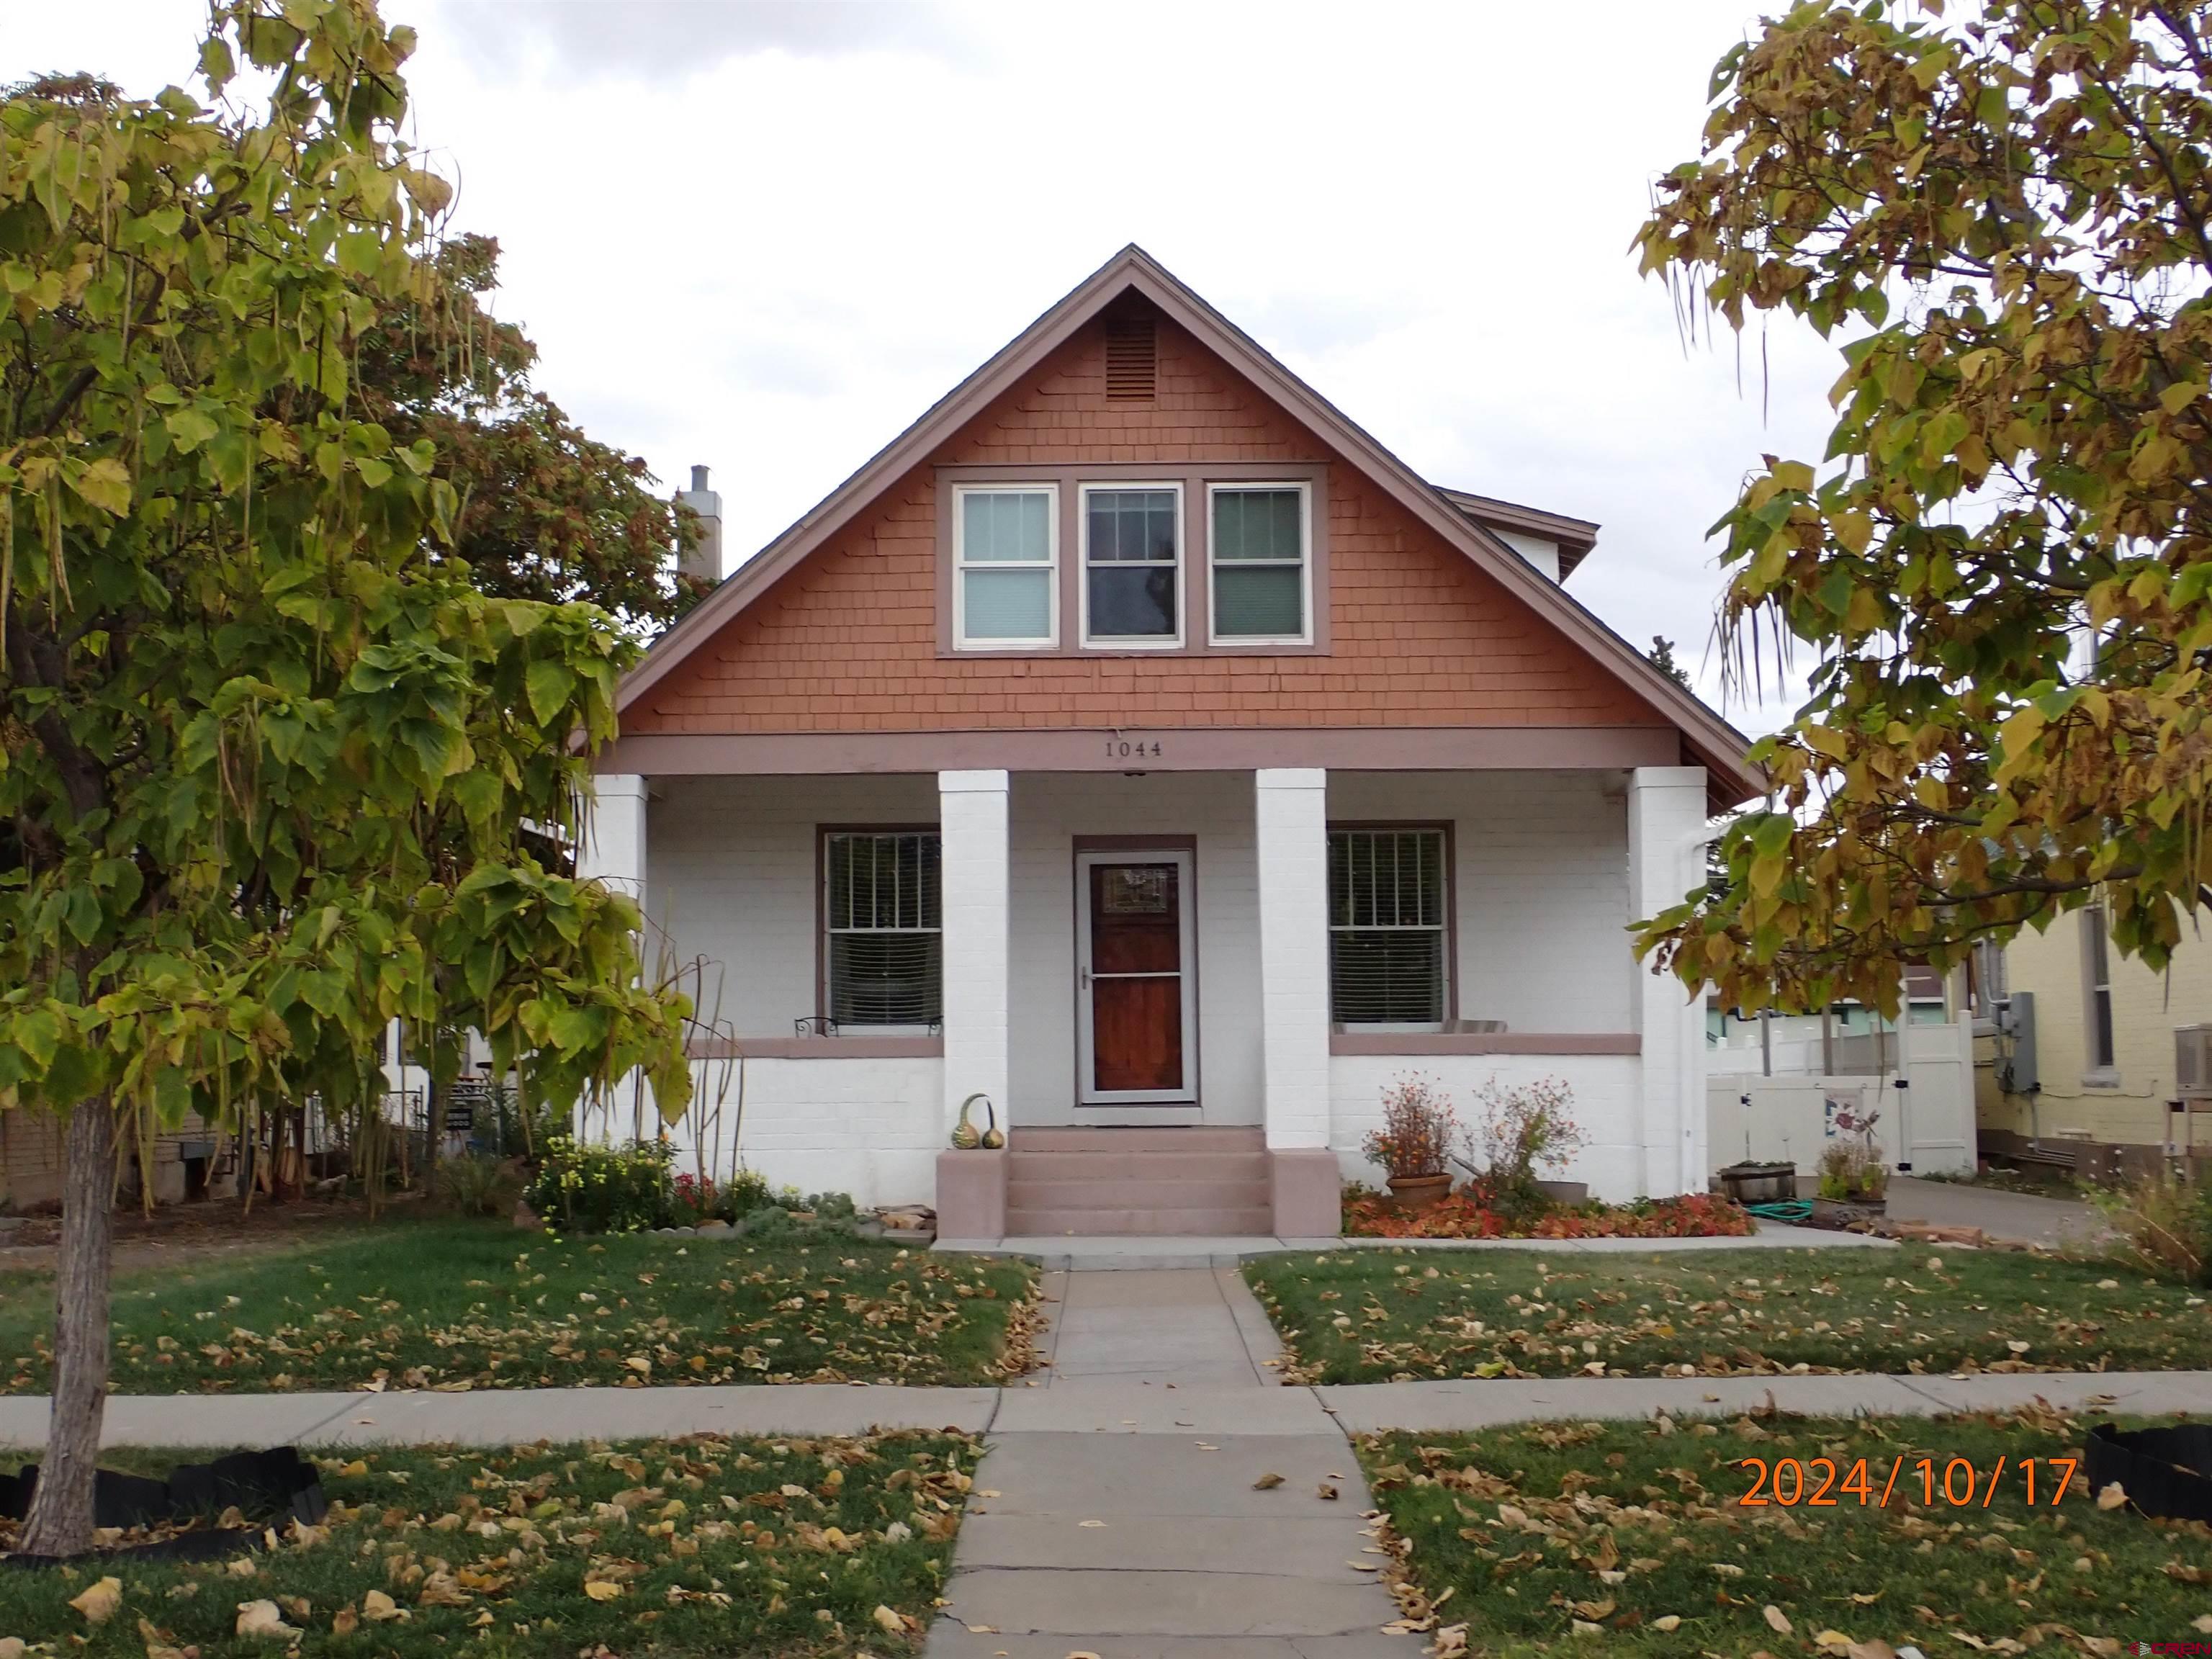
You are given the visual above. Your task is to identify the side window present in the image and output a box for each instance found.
[954,486,1056,649]
[824,832,943,1028]
[1326,827,1448,1026]
[1210,484,1310,644]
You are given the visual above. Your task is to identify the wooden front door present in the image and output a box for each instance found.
[1075,850,1197,1105]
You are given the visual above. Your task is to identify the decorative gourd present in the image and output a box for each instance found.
[950,1092,987,1151]
[979,1096,1004,1150]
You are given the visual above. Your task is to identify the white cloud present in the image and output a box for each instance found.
[8,0,1842,734]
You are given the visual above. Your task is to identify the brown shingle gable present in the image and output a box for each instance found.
[619,245,1758,801]
[624,317,1659,737]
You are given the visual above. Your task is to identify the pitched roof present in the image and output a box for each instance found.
[1435,487,1599,580]
[620,244,1761,806]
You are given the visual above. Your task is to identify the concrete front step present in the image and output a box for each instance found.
[1007,1125,1264,1152]
[1008,1149,1268,1183]
[1007,1177,1270,1212]
[1006,1205,1275,1236]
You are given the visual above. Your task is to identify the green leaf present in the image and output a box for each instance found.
[525,660,577,726]
[66,457,132,516]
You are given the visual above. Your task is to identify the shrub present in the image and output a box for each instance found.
[668,1166,781,1227]
[1362,1074,1458,1179]
[1457,1076,1585,1215]
[2093,1169,2212,1285]
[438,1152,522,1218]
[523,1136,675,1233]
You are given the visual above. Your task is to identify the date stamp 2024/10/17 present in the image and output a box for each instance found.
[1735,1453,2087,1509]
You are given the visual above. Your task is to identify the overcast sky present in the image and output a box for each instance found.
[8,0,1844,734]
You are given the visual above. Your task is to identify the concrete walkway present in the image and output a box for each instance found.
[927,1267,1410,1658]
[1885,1173,2113,1249]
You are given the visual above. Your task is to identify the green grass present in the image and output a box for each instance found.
[0,1433,968,1656]
[1361,1409,2212,1655]
[1244,1244,2212,1383]
[0,1220,1035,1393]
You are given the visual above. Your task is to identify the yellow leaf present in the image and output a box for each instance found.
[1765,1604,1794,1635]
[71,1577,123,1625]
[1653,1615,1682,1632]
[1771,459,1815,493]
[233,1600,297,1642]
[2095,1480,2128,1510]
[583,1580,623,1602]
[361,1590,403,1623]
[871,1604,905,1635]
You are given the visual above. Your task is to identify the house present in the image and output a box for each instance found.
[574,246,1760,1237]
[1978,913,2212,1183]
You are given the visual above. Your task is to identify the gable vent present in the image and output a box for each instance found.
[1104,315,1156,401]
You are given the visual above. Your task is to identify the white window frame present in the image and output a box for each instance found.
[1078,481,1184,650]
[1207,480,1313,647]
[953,482,1058,652]
[1326,825,1450,1032]
[2081,904,2118,1085]
[822,830,943,1035]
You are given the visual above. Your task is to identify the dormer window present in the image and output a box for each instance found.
[1081,485,1182,647]
[935,462,1328,657]
[953,484,1057,649]
[1209,483,1310,644]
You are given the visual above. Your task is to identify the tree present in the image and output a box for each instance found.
[355,233,711,631]
[0,3,692,1554]
[1630,0,2212,1017]
[1647,635,1696,691]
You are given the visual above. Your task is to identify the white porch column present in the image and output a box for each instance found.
[576,773,648,903]
[572,774,649,1144]
[1627,766,1712,1197]
[938,769,1010,1141]
[1256,768,1331,1150]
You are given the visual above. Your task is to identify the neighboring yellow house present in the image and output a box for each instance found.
[1981,906,2212,1179]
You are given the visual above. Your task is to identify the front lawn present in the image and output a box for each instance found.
[1361,1408,2212,1655]
[0,1433,969,1656]
[0,1220,1035,1393]
[1245,1245,2212,1383]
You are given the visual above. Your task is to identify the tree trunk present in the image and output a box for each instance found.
[19,1093,117,1557]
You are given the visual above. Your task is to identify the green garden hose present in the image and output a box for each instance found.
[1745,1200,1815,1223]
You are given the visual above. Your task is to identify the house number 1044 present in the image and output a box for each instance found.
[1106,738,1164,760]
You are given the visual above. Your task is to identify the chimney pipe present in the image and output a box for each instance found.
[676,464,722,586]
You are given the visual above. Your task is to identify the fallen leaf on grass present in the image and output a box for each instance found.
[71,1578,123,1624]
[1652,1616,1681,1632]
[871,1606,905,1635]
[2096,1481,2128,1510]
[330,1607,359,1636]
[233,1600,298,1642]
[1763,1605,1794,1635]
[416,1573,471,1608]
[2193,1614,2212,1635]
[1814,1631,1853,1653]
[1253,1473,1285,1490]
[0,1642,22,1659]
[582,1581,624,1601]
[361,1591,403,1623]
[1845,1642,1899,1659]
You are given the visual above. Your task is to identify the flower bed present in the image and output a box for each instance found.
[1341,1187,1754,1240]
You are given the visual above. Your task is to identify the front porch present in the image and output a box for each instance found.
[581,760,1713,1234]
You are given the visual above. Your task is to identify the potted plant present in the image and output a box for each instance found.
[1453,1076,1588,1216]
[1815,1106,1890,1213]
[1363,1074,1459,1212]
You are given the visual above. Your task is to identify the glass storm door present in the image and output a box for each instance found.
[1075,851,1197,1105]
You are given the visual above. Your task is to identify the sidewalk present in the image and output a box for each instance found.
[935,1217,1892,1269]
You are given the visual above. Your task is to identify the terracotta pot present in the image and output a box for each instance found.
[1386,1173,1452,1213]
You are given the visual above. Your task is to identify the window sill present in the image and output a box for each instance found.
[2080,1070,2123,1091]
[1329,1031,1642,1056]
[688,1035,945,1061]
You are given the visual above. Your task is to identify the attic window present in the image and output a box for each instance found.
[1105,316,1156,401]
